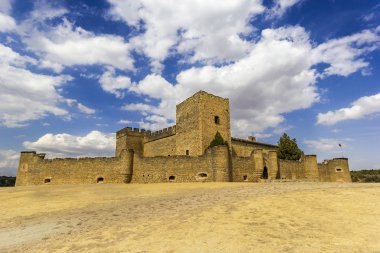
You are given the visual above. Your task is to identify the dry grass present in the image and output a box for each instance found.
[1,182,379,253]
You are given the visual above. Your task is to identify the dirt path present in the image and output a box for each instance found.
[1,182,379,253]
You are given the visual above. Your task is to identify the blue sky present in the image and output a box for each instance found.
[0,0,379,175]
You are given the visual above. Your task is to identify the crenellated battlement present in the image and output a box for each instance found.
[145,125,176,142]
[116,127,147,138]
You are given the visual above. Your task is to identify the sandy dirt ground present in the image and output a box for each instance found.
[0,182,380,253]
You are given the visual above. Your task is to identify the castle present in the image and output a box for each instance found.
[16,91,352,186]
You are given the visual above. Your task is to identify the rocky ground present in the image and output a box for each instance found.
[0,182,379,253]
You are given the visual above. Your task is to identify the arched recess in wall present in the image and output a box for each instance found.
[169,175,176,181]
[97,177,104,183]
[262,167,268,179]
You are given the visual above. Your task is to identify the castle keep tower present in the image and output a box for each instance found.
[175,91,231,156]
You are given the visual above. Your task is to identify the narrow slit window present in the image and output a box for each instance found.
[214,116,220,124]
[186,150,189,156]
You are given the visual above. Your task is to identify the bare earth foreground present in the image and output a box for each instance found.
[1,183,379,253]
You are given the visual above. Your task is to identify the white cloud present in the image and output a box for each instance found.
[19,16,133,72]
[139,115,173,131]
[268,0,302,18]
[117,120,132,124]
[0,44,36,66]
[0,44,72,127]
[114,26,379,137]
[0,12,16,32]
[304,138,344,152]
[99,67,132,98]
[66,99,96,115]
[77,103,96,115]
[23,131,115,157]
[312,29,380,77]
[0,149,19,176]
[0,0,12,14]
[108,0,265,71]
[317,93,380,125]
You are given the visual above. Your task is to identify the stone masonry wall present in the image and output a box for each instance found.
[176,93,202,156]
[231,138,277,157]
[143,135,176,157]
[278,155,319,181]
[16,150,133,186]
[278,159,306,180]
[116,127,145,156]
[132,146,230,183]
[231,155,255,182]
[318,158,352,182]
[199,92,231,153]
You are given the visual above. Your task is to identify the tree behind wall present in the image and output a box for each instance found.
[277,133,303,160]
[208,132,228,149]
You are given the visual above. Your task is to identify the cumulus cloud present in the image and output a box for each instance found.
[0,0,13,14]
[303,138,350,152]
[117,119,132,124]
[0,12,16,32]
[312,29,380,77]
[23,131,115,157]
[0,44,73,127]
[138,115,173,131]
[66,99,96,115]
[77,103,96,115]
[317,93,380,125]
[99,67,132,98]
[0,149,19,176]
[117,26,317,135]
[108,0,265,71]
[268,0,302,18]
[112,25,379,136]
[20,18,134,72]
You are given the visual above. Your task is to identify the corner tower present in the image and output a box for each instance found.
[175,91,231,156]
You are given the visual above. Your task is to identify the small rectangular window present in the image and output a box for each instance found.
[186,150,189,155]
[214,116,220,124]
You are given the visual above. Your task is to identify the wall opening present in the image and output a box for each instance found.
[186,150,189,156]
[169,175,176,181]
[198,173,208,178]
[262,167,268,179]
[44,178,51,184]
[335,167,343,172]
[243,175,248,181]
[97,177,104,183]
[214,116,220,124]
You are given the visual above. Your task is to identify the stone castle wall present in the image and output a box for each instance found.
[143,135,176,157]
[16,150,133,186]
[231,138,277,157]
[15,91,352,186]
[133,145,230,183]
[318,158,351,183]
[16,146,231,186]
[278,155,319,181]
